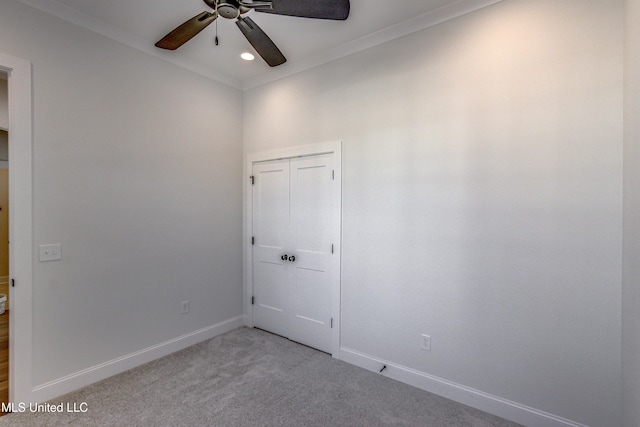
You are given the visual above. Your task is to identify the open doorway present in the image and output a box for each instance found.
[0,71,8,410]
[0,53,33,407]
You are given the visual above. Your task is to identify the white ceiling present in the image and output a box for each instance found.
[16,0,502,89]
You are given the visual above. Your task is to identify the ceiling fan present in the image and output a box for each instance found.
[155,0,350,67]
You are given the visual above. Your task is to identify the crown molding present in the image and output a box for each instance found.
[16,0,503,91]
[242,0,504,90]
[15,0,243,89]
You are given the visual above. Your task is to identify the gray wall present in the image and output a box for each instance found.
[0,0,244,386]
[623,0,640,426]
[243,1,623,425]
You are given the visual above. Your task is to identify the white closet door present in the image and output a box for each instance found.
[252,159,291,338]
[252,153,335,354]
[287,154,334,353]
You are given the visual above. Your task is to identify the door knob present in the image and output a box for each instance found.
[288,255,296,262]
[281,254,288,261]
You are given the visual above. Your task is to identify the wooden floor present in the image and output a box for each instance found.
[0,310,8,415]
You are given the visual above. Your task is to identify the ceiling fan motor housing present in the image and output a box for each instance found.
[218,0,241,19]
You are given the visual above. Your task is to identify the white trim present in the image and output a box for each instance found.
[0,52,34,405]
[244,141,342,357]
[246,141,343,164]
[30,316,244,403]
[14,0,241,89]
[242,0,505,90]
[339,347,589,427]
[14,0,503,91]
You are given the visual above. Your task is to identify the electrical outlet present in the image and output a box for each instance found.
[39,243,62,262]
[181,300,190,315]
[421,334,431,351]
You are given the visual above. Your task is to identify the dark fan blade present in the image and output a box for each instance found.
[255,0,350,20]
[155,12,217,50]
[236,17,286,67]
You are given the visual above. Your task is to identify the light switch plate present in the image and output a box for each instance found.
[39,244,62,261]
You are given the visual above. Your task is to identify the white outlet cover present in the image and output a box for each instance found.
[181,300,190,314]
[39,243,62,262]
[421,334,431,351]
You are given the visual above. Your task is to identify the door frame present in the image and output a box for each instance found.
[244,141,342,357]
[0,53,34,404]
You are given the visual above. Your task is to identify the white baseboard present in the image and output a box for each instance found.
[30,315,244,403]
[338,347,588,427]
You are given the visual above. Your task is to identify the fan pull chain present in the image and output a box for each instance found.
[214,2,219,46]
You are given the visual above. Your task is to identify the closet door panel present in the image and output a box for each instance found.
[252,159,291,338]
[288,154,333,353]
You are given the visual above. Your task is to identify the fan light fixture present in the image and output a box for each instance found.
[241,52,255,61]
[155,0,350,67]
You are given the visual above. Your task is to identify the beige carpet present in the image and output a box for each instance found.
[0,327,522,426]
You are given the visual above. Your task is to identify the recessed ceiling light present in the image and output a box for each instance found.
[241,52,255,61]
